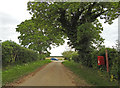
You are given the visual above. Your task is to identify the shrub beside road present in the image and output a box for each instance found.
[62,60,118,86]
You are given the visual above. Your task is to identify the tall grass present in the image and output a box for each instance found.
[62,60,118,86]
[2,59,51,86]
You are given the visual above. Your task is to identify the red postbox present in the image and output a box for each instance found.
[97,56,105,65]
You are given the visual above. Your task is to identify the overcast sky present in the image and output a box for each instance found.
[0,0,118,56]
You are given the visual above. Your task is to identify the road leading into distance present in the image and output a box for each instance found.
[17,61,76,86]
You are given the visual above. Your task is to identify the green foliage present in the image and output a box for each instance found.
[63,61,118,86]
[72,54,79,63]
[75,22,104,65]
[90,46,119,81]
[2,40,42,67]
[16,19,66,56]
[15,2,119,84]
[2,41,14,65]
[26,2,120,66]
[62,51,78,61]
[71,51,79,62]
[16,20,50,56]
[2,59,51,86]
[63,46,119,82]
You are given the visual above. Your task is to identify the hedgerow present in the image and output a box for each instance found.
[2,40,44,67]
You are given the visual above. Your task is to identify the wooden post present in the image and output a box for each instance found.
[105,49,109,72]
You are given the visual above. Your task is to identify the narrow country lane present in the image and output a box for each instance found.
[17,61,76,86]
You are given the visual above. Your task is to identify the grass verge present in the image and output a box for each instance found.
[2,59,51,86]
[62,60,118,86]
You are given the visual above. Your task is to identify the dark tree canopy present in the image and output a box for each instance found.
[16,2,120,59]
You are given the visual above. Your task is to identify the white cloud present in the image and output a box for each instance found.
[0,0,31,19]
[0,0,31,44]
[50,40,71,56]
[50,46,66,56]
[0,12,18,25]
[100,18,118,48]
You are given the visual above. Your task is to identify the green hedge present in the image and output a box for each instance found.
[2,40,44,67]
[89,47,119,82]
[69,46,118,82]
[63,61,118,86]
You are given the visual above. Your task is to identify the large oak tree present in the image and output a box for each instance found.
[16,2,120,62]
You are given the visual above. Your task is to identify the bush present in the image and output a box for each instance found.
[2,40,42,67]
[62,51,78,61]
[72,53,79,63]
[63,61,118,86]
[90,46,119,81]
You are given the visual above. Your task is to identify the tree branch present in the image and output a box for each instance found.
[71,2,97,27]
[57,8,71,33]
